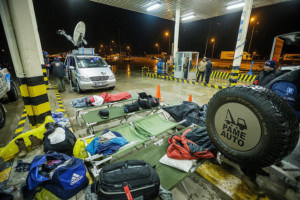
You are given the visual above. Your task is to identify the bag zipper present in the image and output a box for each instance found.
[99,184,156,195]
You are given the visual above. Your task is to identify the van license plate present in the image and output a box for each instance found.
[95,82,107,87]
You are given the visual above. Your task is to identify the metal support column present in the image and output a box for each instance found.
[0,0,51,128]
[173,4,180,58]
[229,0,253,86]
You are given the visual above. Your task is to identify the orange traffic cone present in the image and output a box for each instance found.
[188,94,192,102]
[155,84,162,102]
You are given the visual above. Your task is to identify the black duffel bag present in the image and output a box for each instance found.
[96,160,160,200]
[124,102,139,113]
[43,123,77,156]
[137,92,160,109]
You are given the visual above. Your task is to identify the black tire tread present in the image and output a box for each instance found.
[0,103,5,129]
[7,81,18,101]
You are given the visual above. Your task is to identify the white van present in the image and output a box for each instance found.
[65,54,116,93]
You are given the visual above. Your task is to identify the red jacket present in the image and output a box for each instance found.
[167,129,215,160]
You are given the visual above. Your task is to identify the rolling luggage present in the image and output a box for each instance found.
[96,160,160,200]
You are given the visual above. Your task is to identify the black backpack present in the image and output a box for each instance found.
[137,92,160,109]
[96,160,160,200]
[43,123,77,156]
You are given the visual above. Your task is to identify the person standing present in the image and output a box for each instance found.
[205,58,212,84]
[183,57,191,79]
[51,56,66,92]
[253,60,281,87]
[197,57,207,82]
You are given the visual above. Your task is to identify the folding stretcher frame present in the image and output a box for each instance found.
[80,112,186,179]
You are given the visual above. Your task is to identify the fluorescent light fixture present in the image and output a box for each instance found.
[227,2,245,10]
[181,15,195,21]
[147,3,161,11]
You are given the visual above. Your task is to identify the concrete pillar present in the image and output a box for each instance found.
[229,0,253,86]
[173,7,180,58]
[0,0,51,128]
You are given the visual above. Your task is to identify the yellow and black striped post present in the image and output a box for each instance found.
[14,109,27,137]
[19,76,51,129]
[41,64,49,89]
[229,68,240,86]
[172,65,175,77]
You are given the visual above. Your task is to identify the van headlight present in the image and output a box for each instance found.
[79,76,90,82]
[109,74,115,80]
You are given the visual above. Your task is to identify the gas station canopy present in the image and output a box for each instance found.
[90,0,289,23]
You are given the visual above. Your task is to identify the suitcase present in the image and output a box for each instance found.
[96,160,160,200]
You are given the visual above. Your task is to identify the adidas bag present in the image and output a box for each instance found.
[26,152,89,200]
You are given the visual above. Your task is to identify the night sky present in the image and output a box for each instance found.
[1,0,300,59]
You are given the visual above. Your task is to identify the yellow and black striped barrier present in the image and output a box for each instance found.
[145,73,226,90]
[209,71,256,82]
[53,86,73,132]
[14,109,27,137]
[19,76,51,129]
[41,64,49,89]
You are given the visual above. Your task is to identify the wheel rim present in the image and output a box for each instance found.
[214,102,261,151]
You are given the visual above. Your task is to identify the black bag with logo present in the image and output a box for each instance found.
[96,160,160,200]
[137,92,160,109]
[124,102,139,113]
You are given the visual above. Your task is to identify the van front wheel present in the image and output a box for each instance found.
[76,82,82,93]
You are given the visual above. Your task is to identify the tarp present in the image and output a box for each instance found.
[162,101,207,127]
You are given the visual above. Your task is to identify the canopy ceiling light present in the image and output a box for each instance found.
[181,15,195,21]
[227,2,245,10]
[146,2,161,11]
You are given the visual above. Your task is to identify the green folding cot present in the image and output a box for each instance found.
[81,105,161,134]
[75,96,137,126]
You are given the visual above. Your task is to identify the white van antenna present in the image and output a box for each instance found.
[57,21,87,47]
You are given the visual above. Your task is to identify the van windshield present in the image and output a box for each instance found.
[77,57,107,68]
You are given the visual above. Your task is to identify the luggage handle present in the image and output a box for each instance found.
[123,184,133,200]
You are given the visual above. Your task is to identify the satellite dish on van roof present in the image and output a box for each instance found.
[57,21,87,47]
[73,21,87,47]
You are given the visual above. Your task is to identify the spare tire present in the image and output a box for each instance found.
[206,85,299,169]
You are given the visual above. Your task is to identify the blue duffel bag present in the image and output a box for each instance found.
[26,151,89,199]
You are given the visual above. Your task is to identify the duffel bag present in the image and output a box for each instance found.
[124,102,139,113]
[26,151,89,200]
[137,92,160,109]
[97,160,160,200]
[44,123,77,156]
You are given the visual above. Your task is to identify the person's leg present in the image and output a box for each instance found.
[205,71,209,83]
[56,77,62,92]
[200,72,205,82]
[61,77,66,91]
